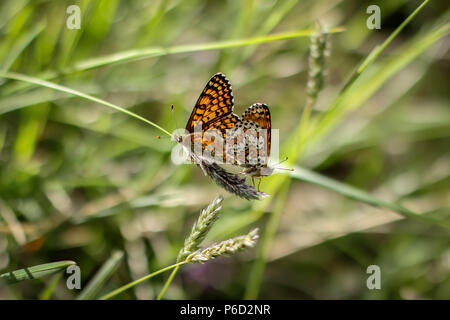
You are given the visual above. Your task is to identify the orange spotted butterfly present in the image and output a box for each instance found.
[180,73,276,190]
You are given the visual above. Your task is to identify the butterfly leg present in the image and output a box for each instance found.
[257,178,262,192]
[251,177,255,187]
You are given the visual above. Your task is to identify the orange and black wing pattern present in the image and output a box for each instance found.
[241,103,271,159]
[184,73,239,162]
[200,112,240,162]
[185,73,235,133]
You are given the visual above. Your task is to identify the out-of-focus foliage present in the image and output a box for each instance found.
[0,0,448,299]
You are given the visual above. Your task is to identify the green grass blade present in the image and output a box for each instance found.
[290,166,450,229]
[311,22,450,148]
[244,180,291,299]
[357,0,430,73]
[39,273,62,300]
[0,27,344,96]
[325,0,430,105]
[0,20,45,71]
[0,260,76,285]
[77,250,124,300]
[99,261,187,300]
[64,27,344,74]
[0,71,173,137]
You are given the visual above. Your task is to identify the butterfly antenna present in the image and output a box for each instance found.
[171,104,180,130]
[272,157,295,172]
[272,157,288,167]
[154,105,179,140]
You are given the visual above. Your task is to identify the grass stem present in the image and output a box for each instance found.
[156,265,180,300]
[99,261,187,300]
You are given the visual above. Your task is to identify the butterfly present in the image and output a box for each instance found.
[179,73,275,191]
[226,102,273,189]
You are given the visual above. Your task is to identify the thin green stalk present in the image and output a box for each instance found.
[357,0,430,73]
[324,0,430,115]
[292,23,329,165]
[0,71,173,138]
[38,273,63,300]
[294,96,315,156]
[244,26,329,298]
[56,28,346,75]
[289,166,450,229]
[0,261,76,284]
[157,264,180,300]
[244,180,291,299]
[99,261,187,300]
[77,250,124,300]
[1,27,345,96]
[0,20,45,71]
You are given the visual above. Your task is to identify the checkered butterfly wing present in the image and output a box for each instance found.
[184,73,239,162]
[242,103,271,164]
[226,103,271,168]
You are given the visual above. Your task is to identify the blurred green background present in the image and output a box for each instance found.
[0,0,449,299]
